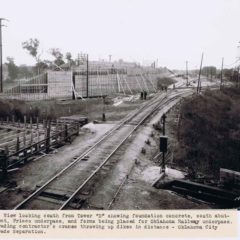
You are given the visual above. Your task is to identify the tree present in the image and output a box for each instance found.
[223,68,233,79]
[18,64,34,78]
[36,60,50,72]
[49,48,65,66]
[22,38,41,73]
[65,52,72,62]
[202,66,217,78]
[65,52,75,68]
[5,57,18,81]
[22,38,39,61]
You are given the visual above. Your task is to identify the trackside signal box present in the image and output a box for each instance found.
[160,136,168,152]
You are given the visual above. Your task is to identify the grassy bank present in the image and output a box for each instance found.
[0,96,142,123]
[174,88,240,179]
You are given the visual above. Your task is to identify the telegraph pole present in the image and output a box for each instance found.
[237,42,240,88]
[186,61,188,86]
[0,18,8,93]
[197,53,204,94]
[220,57,224,90]
[86,54,89,98]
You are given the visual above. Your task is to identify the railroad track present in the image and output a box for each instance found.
[13,89,192,210]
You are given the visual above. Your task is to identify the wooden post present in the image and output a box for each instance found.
[0,147,8,178]
[36,116,39,129]
[23,131,26,147]
[48,120,51,132]
[64,124,68,142]
[30,117,33,129]
[30,130,33,147]
[61,124,64,143]
[16,135,20,152]
[56,119,59,133]
[36,130,40,152]
[43,119,47,129]
[72,73,76,100]
[46,126,50,154]
[24,115,27,129]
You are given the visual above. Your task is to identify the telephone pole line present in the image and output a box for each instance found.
[0,18,8,93]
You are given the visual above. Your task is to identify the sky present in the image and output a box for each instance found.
[0,0,240,69]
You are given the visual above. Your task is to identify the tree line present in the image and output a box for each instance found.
[5,38,76,82]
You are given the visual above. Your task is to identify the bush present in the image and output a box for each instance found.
[157,77,176,89]
[175,88,240,179]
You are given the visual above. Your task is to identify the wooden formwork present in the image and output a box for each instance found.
[47,71,73,98]
[0,120,80,176]
[1,65,169,100]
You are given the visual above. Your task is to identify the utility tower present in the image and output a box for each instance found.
[0,18,8,93]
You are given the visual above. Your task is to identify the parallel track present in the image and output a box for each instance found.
[13,89,192,210]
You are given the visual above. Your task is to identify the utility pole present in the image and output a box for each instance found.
[220,57,224,90]
[236,42,240,87]
[86,54,89,98]
[186,61,188,86]
[0,18,8,93]
[197,53,204,94]
[108,54,112,62]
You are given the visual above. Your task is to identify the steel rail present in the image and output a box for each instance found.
[13,91,168,210]
[60,90,192,209]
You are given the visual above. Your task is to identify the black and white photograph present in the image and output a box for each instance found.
[0,0,239,216]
